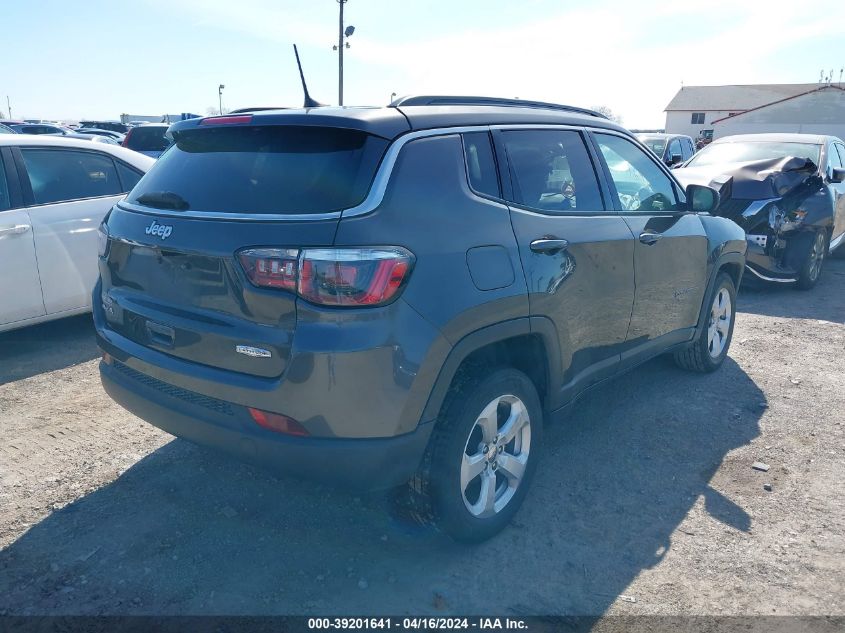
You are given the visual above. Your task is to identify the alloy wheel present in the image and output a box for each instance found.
[807,233,826,282]
[460,394,531,518]
[707,287,732,359]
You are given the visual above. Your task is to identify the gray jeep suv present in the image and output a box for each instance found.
[94,96,747,542]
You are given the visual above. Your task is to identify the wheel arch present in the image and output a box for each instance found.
[695,250,744,334]
[420,319,557,423]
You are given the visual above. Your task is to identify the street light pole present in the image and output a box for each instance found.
[218,84,225,115]
[5,95,11,120]
[337,0,346,105]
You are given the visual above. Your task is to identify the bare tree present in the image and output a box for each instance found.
[591,105,623,124]
[206,106,231,116]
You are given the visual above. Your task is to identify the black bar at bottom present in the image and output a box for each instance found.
[1,616,843,633]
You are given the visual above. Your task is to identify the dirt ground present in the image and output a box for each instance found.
[1,260,843,618]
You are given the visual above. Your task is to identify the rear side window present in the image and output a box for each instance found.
[21,149,122,204]
[128,125,390,214]
[126,126,171,152]
[462,132,500,198]
[501,129,604,213]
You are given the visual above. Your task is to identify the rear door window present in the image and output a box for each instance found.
[127,125,390,214]
[501,129,605,213]
[21,149,122,204]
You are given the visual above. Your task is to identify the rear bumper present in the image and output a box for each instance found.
[100,359,433,490]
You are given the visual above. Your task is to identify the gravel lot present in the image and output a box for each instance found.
[1,259,843,618]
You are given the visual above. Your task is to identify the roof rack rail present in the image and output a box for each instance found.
[227,106,292,114]
[389,95,609,119]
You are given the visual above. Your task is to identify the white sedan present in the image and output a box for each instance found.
[0,135,154,332]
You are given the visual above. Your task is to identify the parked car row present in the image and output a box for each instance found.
[0,120,173,158]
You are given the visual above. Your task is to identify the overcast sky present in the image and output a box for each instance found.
[3,0,844,127]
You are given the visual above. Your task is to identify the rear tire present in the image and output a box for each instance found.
[407,368,543,543]
[674,272,736,373]
[795,231,828,290]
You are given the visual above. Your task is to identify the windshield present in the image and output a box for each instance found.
[687,141,821,167]
[639,137,666,157]
[127,125,389,214]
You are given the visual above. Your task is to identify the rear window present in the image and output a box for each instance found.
[127,125,389,214]
[126,126,171,151]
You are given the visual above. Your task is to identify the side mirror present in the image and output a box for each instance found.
[669,153,683,166]
[831,167,845,183]
[687,184,720,213]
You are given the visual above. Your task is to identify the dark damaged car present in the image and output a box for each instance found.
[674,133,845,289]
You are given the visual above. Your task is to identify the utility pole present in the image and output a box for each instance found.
[333,1,354,106]
[337,0,346,105]
[5,96,11,120]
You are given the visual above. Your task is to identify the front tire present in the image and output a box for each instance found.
[413,368,543,543]
[674,272,736,373]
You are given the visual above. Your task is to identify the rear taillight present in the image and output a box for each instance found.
[248,408,309,436]
[298,248,411,306]
[238,248,299,292]
[121,128,132,147]
[237,247,413,307]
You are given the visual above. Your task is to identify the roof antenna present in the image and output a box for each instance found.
[293,44,324,108]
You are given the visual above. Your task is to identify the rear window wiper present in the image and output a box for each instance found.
[134,191,190,211]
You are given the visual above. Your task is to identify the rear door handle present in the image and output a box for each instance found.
[0,224,31,237]
[529,238,569,254]
[639,231,662,245]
